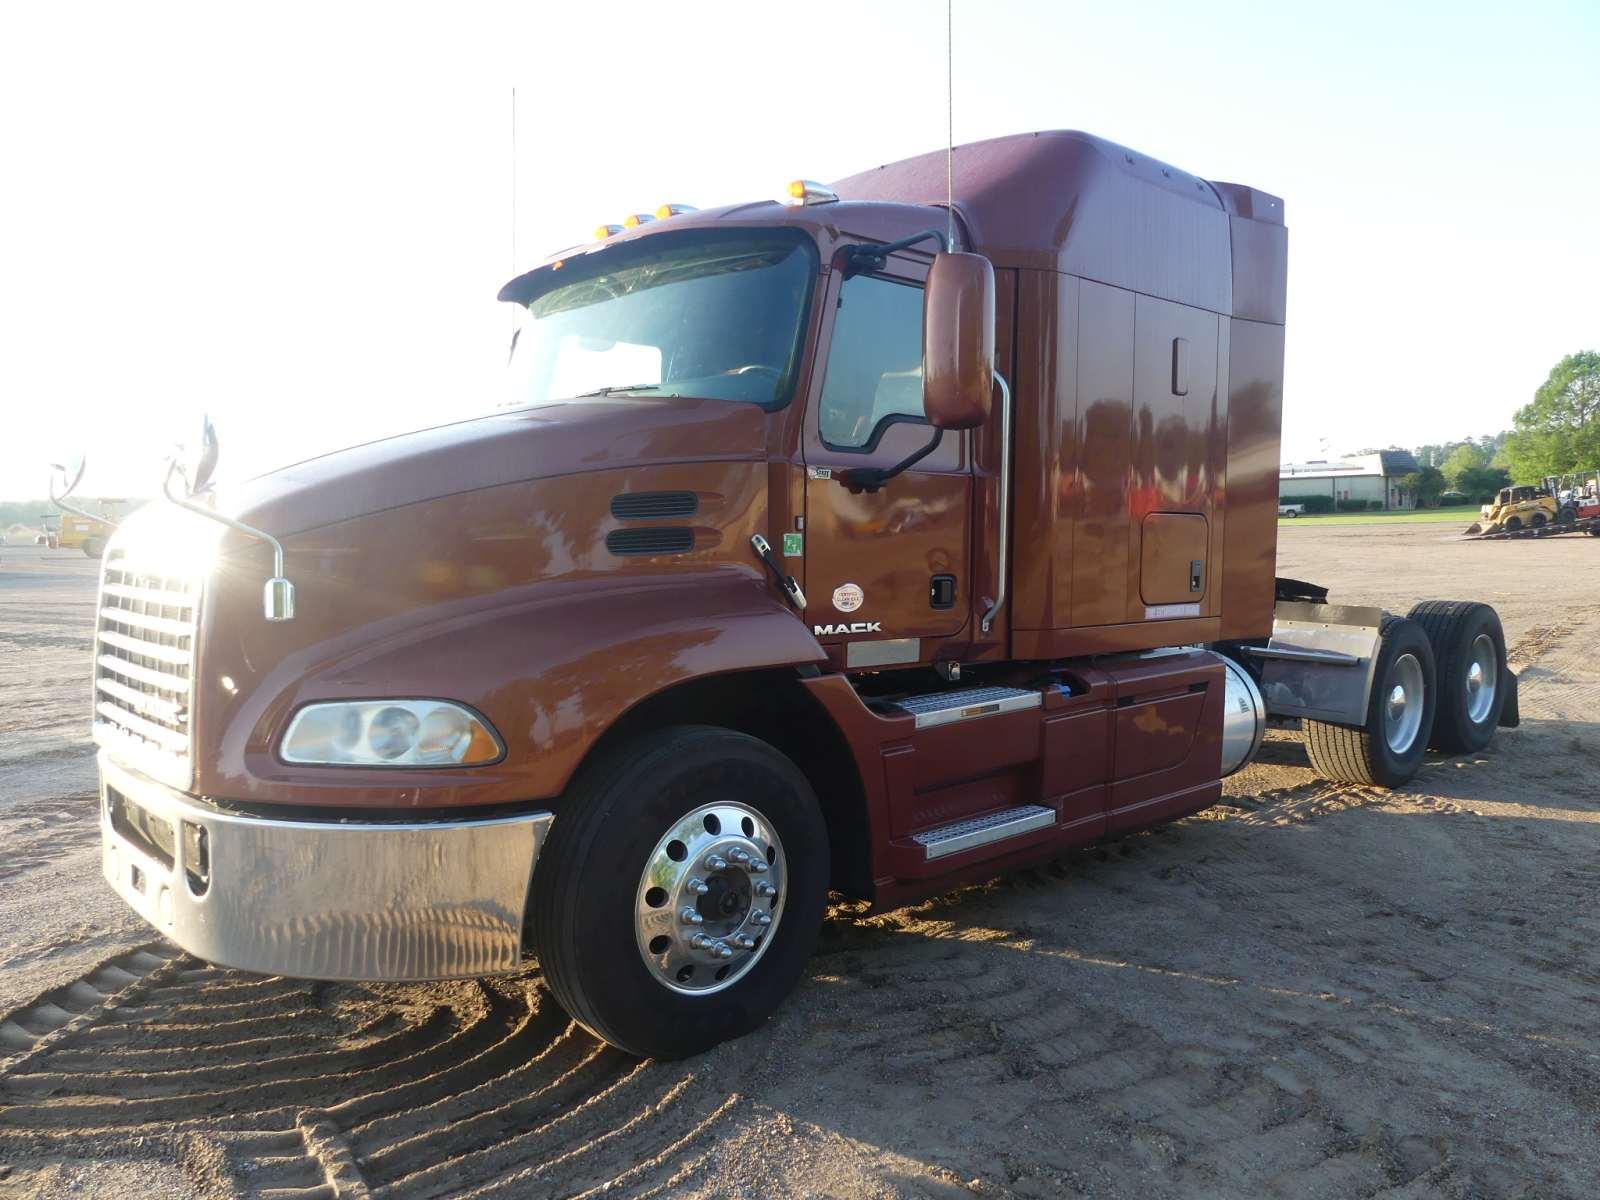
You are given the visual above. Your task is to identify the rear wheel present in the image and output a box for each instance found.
[1505,515,1523,531]
[83,537,105,559]
[1304,616,1437,788]
[1407,601,1507,753]
[528,726,828,1059]
[1529,511,1547,529]
[1558,505,1577,525]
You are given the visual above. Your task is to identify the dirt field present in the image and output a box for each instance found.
[3,526,1599,1199]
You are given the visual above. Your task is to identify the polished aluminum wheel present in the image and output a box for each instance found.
[634,801,786,995]
[1384,652,1426,754]
[1464,633,1499,725]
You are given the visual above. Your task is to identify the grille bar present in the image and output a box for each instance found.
[96,677,185,722]
[96,700,190,752]
[98,629,192,666]
[99,606,193,637]
[97,653,189,694]
[94,546,200,786]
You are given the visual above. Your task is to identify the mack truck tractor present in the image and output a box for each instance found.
[74,130,1517,1059]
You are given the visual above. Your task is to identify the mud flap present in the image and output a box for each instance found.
[1498,669,1519,727]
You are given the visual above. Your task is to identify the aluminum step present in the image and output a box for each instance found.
[911,805,1056,860]
[892,685,1041,730]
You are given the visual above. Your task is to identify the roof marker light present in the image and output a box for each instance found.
[784,180,839,207]
[593,223,623,240]
[621,213,655,229]
[654,203,699,219]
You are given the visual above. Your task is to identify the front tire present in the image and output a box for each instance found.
[528,726,828,1059]
[1304,616,1437,788]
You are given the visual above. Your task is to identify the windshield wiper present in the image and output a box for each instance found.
[572,383,665,397]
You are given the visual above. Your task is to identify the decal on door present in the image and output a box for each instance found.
[832,583,865,613]
[814,621,884,636]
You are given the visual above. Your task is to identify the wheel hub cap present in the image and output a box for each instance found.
[1383,652,1426,755]
[635,801,786,995]
[1465,633,1498,724]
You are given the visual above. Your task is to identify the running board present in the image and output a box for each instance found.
[912,805,1055,860]
[892,685,1041,730]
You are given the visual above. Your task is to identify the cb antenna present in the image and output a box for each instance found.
[945,0,954,249]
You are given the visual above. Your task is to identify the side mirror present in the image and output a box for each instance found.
[922,252,995,430]
[48,455,87,500]
[176,415,220,496]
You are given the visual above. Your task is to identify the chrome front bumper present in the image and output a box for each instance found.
[98,754,553,981]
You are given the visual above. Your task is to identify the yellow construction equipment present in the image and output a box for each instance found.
[1465,484,1559,535]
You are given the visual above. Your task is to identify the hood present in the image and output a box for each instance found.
[218,396,768,535]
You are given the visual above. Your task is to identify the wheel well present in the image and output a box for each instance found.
[572,669,874,900]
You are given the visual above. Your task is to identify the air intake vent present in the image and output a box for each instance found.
[610,491,699,521]
[606,527,695,557]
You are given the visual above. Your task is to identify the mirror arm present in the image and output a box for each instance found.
[841,228,949,278]
[48,480,118,531]
[837,428,944,495]
[161,461,297,621]
[980,371,1011,634]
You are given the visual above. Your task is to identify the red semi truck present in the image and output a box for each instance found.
[72,131,1516,1057]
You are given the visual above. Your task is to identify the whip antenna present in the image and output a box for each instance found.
[946,0,954,249]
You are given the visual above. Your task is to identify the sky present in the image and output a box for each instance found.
[1,0,1596,500]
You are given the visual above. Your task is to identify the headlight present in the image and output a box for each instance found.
[281,700,504,767]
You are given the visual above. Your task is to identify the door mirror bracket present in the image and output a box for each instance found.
[836,429,944,494]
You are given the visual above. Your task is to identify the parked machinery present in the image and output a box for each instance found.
[1465,483,1558,535]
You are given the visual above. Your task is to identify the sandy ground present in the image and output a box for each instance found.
[3,526,1600,1199]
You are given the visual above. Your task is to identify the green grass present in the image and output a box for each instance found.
[1278,504,1481,526]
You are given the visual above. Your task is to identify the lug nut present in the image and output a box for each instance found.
[747,857,769,873]
[754,881,777,898]
[690,932,713,950]
[713,941,734,959]
[751,910,772,926]
[679,907,704,925]
[686,877,710,895]
[727,848,751,865]
[731,932,756,950]
[703,854,728,872]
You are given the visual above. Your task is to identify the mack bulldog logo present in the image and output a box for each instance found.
[813,621,883,636]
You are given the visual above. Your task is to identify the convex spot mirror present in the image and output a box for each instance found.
[175,416,220,496]
[49,455,87,499]
[921,252,995,430]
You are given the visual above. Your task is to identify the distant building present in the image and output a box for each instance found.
[1279,451,1421,510]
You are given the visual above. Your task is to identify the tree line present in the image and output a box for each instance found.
[1358,351,1599,505]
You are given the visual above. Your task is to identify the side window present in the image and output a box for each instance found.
[818,273,924,450]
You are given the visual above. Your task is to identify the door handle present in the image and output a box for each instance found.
[750,535,807,611]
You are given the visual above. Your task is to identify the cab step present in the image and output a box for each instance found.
[892,685,1041,729]
[911,804,1055,860]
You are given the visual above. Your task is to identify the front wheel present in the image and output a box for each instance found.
[527,726,828,1059]
[1304,616,1437,788]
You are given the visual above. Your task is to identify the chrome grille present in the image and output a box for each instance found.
[93,546,199,787]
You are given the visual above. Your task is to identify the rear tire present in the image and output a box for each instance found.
[1558,505,1577,525]
[1407,601,1507,753]
[528,725,828,1059]
[1505,516,1523,531]
[1304,616,1437,788]
[83,537,105,559]
[1530,512,1547,529]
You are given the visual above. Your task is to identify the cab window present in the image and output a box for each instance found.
[818,274,924,449]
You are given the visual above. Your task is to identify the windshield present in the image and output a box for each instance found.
[502,229,818,410]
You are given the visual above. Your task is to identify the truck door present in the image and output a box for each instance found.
[801,254,972,667]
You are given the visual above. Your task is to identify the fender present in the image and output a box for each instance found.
[206,568,825,811]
